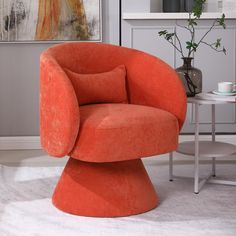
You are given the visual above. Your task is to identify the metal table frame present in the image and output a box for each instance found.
[169,97,236,194]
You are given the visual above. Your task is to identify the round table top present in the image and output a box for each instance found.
[188,93,236,105]
[177,141,236,157]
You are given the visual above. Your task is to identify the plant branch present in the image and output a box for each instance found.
[187,13,197,57]
[201,41,226,54]
[195,19,218,48]
[174,31,184,58]
[158,0,227,59]
[188,28,195,57]
[176,22,192,33]
[163,37,183,55]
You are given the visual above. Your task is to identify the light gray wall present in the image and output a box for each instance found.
[0,0,120,136]
[122,1,236,133]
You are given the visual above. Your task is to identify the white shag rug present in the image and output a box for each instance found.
[0,152,236,236]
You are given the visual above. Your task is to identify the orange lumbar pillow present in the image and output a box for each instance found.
[64,65,128,105]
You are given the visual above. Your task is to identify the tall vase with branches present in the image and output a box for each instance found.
[158,0,226,96]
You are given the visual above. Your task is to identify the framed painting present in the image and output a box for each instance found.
[0,0,102,42]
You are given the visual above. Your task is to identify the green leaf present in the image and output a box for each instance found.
[186,41,193,49]
[158,30,167,36]
[217,14,226,29]
[193,43,198,51]
[185,41,198,51]
[215,38,221,48]
[186,41,192,46]
[223,47,227,55]
[192,0,206,18]
[165,33,174,41]
[188,19,197,26]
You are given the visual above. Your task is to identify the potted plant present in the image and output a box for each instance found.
[158,0,226,97]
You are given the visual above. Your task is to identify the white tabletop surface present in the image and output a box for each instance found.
[188,92,236,105]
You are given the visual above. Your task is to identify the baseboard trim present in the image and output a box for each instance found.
[0,136,41,150]
[0,135,235,151]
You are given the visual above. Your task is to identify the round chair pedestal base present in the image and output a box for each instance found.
[52,158,158,217]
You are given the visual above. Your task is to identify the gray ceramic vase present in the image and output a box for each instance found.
[176,57,202,97]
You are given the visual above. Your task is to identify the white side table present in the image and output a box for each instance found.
[170,95,236,194]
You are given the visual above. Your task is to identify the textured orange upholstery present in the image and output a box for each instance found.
[40,42,187,217]
[53,158,158,217]
[64,65,127,105]
[70,103,179,162]
[40,55,80,157]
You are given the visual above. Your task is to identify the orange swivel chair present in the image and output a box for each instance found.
[40,42,187,217]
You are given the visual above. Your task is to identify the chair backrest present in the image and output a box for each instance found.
[45,42,140,75]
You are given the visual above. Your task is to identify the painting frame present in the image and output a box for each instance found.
[0,0,102,43]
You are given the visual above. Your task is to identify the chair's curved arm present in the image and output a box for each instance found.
[127,52,187,130]
[40,52,80,157]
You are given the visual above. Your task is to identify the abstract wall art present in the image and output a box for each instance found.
[0,0,101,42]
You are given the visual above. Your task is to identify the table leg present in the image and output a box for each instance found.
[194,103,200,194]
[212,104,216,177]
[169,152,173,181]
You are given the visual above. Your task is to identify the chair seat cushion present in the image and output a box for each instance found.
[70,104,179,162]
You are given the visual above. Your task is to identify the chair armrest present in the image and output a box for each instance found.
[127,52,187,130]
[40,52,80,157]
